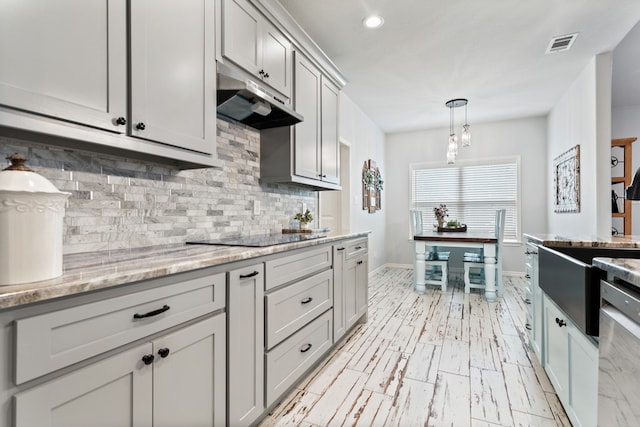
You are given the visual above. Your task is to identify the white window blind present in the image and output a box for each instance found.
[410,158,520,241]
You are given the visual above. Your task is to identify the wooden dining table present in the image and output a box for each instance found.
[413,230,499,302]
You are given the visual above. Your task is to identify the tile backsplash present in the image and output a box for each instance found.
[1,119,316,254]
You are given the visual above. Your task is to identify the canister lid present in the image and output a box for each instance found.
[0,153,69,195]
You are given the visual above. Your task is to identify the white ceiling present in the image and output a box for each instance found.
[278,0,640,133]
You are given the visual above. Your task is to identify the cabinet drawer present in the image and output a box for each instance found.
[265,309,332,407]
[344,238,367,261]
[265,245,332,291]
[265,269,333,349]
[15,272,225,384]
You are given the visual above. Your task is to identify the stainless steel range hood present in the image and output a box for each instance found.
[216,62,302,129]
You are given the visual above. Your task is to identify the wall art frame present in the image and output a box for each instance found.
[362,159,383,213]
[553,144,580,213]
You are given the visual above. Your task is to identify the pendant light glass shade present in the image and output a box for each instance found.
[445,98,471,163]
[461,124,471,147]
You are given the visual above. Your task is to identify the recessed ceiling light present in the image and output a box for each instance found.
[363,15,384,29]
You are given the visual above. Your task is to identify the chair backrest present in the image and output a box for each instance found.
[410,210,423,235]
[494,209,506,249]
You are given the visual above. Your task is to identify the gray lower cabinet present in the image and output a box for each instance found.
[524,240,543,363]
[333,238,368,342]
[227,263,265,426]
[1,268,226,427]
[14,313,226,427]
[265,309,333,407]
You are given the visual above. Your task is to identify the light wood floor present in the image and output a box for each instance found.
[259,267,572,427]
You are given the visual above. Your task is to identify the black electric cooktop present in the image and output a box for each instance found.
[186,233,328,247]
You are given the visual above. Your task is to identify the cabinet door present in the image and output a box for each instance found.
[130,0,215,154]
[344,258,358,329]
[567,326,598,427]
[220,0,260,75]
[333,245,346,342]
[15,343,153,427]
[228,263,265,426]
[543,295,569,403]
[0,0,127,132]
[261,21,292,97]
[293,53,321,180]
[153,314,226,427]
[321,76,340,184]
[355,256,368,318]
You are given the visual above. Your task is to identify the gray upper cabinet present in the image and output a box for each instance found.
[220,0,292,98]
[130,0,216,155]
[293,54,322,181]
[321,76,340,185]
[0,0,127,132]
[260,52,341,190]
[0,0,219,168]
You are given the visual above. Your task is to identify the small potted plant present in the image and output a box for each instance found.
[294,209,313,229]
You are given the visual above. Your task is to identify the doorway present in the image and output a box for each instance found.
[320,142,350,232]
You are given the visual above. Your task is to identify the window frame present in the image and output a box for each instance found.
[409,156,522,244]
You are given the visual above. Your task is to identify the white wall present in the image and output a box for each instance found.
[547,53,613,237]
[612,104,640,234]
[339,93,386,271]
[384,116,547,274]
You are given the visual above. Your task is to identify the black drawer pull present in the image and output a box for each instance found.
[239,271,259,279]
[524,274,531,279]
[525,323,532,331]
[142,354,155,365]
[337,247,345,251]
[158,348,170,358]
[300,343,312,353]
[524,298,531,305]
[133,304,170,319]
[301,297,313,304]
[357,260,363,265]
[555,317,567,327]
[355,246,362,250]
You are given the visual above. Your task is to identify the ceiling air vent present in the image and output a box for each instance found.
[546,33,578,54]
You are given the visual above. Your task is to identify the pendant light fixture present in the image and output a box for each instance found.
[445,98,471,163]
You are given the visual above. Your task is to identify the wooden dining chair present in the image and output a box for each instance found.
[463,209,506,295]
[410,210,450,292]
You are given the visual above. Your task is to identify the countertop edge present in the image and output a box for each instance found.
[593,257,640,288]
[0,231,370,310]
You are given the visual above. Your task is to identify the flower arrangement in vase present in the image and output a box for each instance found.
[433,204,448,227]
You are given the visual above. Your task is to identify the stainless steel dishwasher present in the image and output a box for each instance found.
[598,279,640,425]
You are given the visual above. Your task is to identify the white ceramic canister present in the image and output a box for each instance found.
[0,153,71,285]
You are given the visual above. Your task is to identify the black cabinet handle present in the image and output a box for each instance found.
[115,116,127,126]
[555,317,567,327]
[336,247,345,251]
[524,274,531,279]
[525,323,532,331]
[264,72,269,78]
[524,298,531,305]
[239,271,259,279]
[133,304,170,319]
[136,122,146,130]
[300,343,312,353]
[301,297,313,304]
[258,69,265,76]
[142,354,155,365]
[355,246,362,250]
[357,260,363,265]
[158,348,170,358]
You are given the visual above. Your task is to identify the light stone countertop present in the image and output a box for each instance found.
[0,232,369,310]
[593,257,640,289]
[523,233,640,248]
